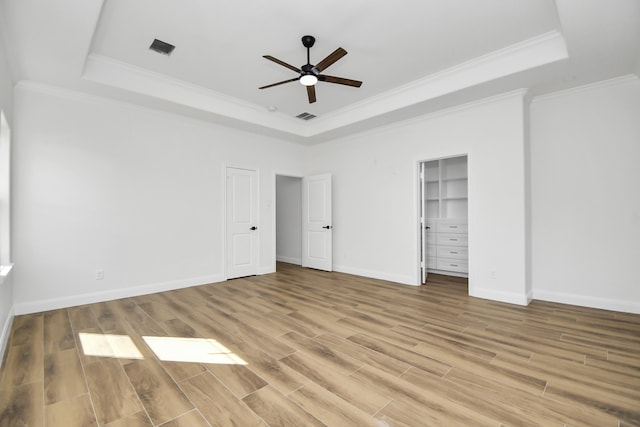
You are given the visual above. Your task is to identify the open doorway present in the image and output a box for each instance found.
[275,173,333,272]
[275,175,302,267]
[419,155,469,287]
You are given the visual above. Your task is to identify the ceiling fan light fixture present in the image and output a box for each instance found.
[260,35,362,103]
[300,74,318,86]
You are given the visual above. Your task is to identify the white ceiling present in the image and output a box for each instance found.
[1,0,639,144]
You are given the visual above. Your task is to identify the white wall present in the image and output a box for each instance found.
[276,175,302,265]
[11,73,640,316]
[304,90,529,304]
[0,26,14,362]
[12,83,305,313]
[531,76,640,313]
[0,30,12,124]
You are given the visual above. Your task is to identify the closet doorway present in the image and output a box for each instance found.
[419,155,468,284]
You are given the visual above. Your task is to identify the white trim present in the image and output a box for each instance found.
[78,30,565,140]
[16,81,188,122]
[414,154,471,288]
[0,305,14,366]
[333,264,416,287]
[533,290,640,315]
[13,274,225,315]
[331,88,529,147]
[83,54,305,136]
[222,164,228,280]
[307,31,565,135]
[531,74,639,103]
[14,80,302,145]
[0,262,12,284]
[84,54,267,112]
[469,287,531,306]
[0,262,14,367]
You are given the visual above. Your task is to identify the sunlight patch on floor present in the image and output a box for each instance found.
[79,332,145,359]
[142,336,247,365]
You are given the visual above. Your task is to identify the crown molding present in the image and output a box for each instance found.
[531,74,639,103]
[306,31,567,135]
[82,53,307,136]
[325,88,530,144]
[15,80,315,145]
[79,31,566,140]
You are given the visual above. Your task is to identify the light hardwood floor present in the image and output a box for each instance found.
[1,263,639,426]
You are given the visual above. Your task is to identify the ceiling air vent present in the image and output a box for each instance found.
[149,39,175,56]
[296,112,317,121]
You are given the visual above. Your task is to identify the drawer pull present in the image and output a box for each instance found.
[449,226,458,228]
[449,238,458,241]
[450,251,458,254]
[450,264,458,267]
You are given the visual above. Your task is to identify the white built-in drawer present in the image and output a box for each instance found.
[437,245,468,259]
[426,232,436,244]
[436,233,468,246]
[427,256,437,269]
[436,258,468,273]
[437,219,467,234]
[427,244,437,257]
[425,220,436,243]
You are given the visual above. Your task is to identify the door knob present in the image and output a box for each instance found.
[322,225,332,229]
[250,226,257,230]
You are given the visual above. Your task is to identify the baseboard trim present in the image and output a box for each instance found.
[276,256,301,265]
[14,274,226,315]
[0,305,15,367]
[333,264,417,286]
[470,287,531,306]
[533,289,640,314]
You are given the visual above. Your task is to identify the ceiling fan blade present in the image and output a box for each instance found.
[259,77,299,89]
[307,85,316,103]
[318,75,362,87]
[263,55,301,73]
[315,47,347,72]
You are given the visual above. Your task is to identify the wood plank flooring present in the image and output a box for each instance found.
[1,263,639,426]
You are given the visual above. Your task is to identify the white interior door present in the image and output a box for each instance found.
[302,174,332,271]
[420,162,429,283]
[226,167,259,279]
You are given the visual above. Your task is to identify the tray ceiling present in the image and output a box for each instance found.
[1,0,638,143]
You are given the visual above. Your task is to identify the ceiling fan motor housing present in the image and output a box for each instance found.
[301,63,318,76]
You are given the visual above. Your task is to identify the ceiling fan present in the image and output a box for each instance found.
[259,35,362,104]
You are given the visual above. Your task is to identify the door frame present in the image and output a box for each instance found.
[224,164,260,280]
[415,153,470,287]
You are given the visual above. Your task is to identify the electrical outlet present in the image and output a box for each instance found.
[490,269,496,279]
[96,269,104,280]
